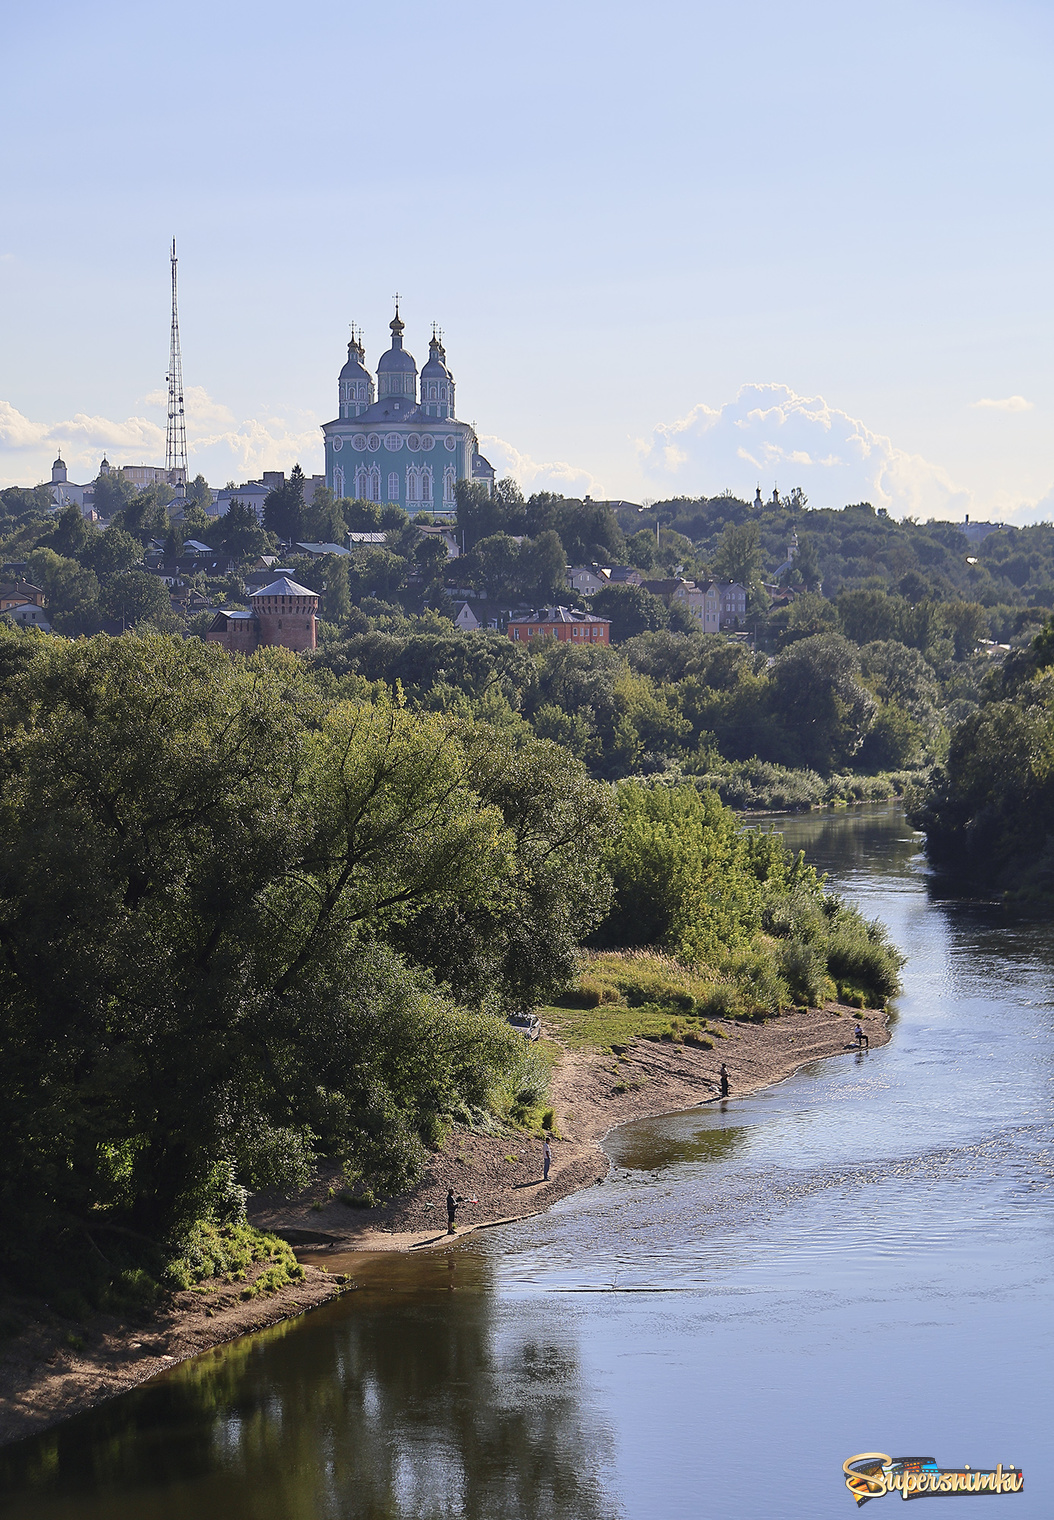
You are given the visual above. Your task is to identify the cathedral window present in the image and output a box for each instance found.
[334,464,345,497]
[443,465,456,504]
[421,465,433,502]
[388,472,399,502]
[406,464,420,503]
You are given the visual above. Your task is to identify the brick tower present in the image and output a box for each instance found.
[251,576,319,652]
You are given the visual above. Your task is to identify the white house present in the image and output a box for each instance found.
[453,602,481,631]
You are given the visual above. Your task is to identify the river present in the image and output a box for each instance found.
[2,805,1051,1518]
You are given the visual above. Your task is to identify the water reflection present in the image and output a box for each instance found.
[0,1251,619,1520]
[4,804,1054,1520]
[607,1115,749,1173]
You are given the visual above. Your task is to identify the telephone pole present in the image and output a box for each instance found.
[166,238,187,495]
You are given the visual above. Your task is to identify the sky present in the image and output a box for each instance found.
[2,0,1053,522]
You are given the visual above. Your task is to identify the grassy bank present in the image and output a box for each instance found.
[541,944,897,1054]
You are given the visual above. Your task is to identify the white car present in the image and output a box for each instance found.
[506,1011,541,1041]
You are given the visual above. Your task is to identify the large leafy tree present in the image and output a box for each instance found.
[0,633,609,1277]
[768,633,878,771]
[711,520,763,588]
[591,584,669,641]
[25,547,101,634]
[101,568,174,628]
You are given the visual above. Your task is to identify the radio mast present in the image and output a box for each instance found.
[165,237,187,494]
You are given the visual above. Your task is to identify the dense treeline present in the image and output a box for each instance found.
[0,624,902,1312]
[911,614,1054,901]
[313,618,951,783]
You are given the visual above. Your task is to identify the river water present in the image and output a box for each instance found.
[2,805,1052,1518]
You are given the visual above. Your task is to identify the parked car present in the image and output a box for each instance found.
[506,1011,541,1041]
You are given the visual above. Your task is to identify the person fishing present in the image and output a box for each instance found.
[446,1188,460,1234]
[543,1135,552,1182]
[719,1063,730,1098]
[854,1023,869,1050]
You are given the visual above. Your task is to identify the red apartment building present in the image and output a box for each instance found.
[507,606,611,645]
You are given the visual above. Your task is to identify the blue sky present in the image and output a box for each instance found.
[2,0,1052,520]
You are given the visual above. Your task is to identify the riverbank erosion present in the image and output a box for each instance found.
[0,1002,886,1448]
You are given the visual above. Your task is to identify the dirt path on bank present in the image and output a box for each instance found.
[0,1002,886,1449]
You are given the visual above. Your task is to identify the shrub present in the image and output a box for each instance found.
[825,931,902,1004]
[778,940,827,1006]
[698,984,745,1020]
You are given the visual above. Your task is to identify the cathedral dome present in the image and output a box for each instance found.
[377,345,417,374]
[339,337,370,382]
[377,305,417,400]
[377,307,417,374]
[420,333,449,380]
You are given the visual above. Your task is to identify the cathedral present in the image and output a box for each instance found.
[321,306,494,518]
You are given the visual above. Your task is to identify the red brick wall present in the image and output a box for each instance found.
[507,620,609,646]
[206,625,259,655]
[251,594,318,653]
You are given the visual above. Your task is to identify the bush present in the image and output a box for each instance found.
[825,929,902,1004]
[778,940,827,1005]
[697,983,745,1020]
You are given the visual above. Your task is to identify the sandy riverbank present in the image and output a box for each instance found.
[0,1002,886,1448]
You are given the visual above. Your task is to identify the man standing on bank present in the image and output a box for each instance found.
[446,1188,459,1234]
[543,1135,552,1182]
[719,1063,730,1099]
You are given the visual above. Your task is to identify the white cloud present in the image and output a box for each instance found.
[637,382,973,519]
[0,389,324,489]
[480,434,600,498]
[970,395,1034,411]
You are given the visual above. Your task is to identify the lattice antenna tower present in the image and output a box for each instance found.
[165,237,187,494]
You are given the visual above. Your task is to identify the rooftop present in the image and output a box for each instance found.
[509,606,612,626]
[252,577,319,599]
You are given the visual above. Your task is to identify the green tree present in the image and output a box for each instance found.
[81,524,143,582]
[344,498,384,532]
[938,599,989,661]
[712,520,763,588]
[25,547,101,634]
[101,568,174,628]
[302,486,347,544]
[768,633,878,771]
[626,529,659,571]
[186,474,211,508]
[792,532,822,592]
[590,584,669,641]
[456,479,525,548]
[321,555,352,622]
[92,471,138,518]
[836,588,906,645]
[213,498,270,562]
[263,465,306,542]
[465,533,524,603]
[521,530,568,604]
[0,636,601,1276]
[47,503,90,559]
[551,499,625,564]
[350,546,409,599]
